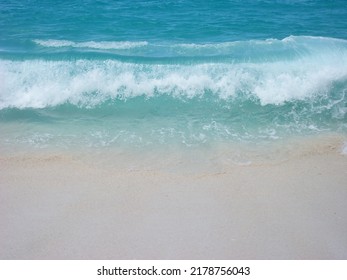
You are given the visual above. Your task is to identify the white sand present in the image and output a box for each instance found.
[0,137,347,259]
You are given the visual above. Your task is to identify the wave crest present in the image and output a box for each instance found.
[1,57,347,109]
[1,36,347,109]
[33,39,148,49]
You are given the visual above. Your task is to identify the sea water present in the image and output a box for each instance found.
[1,0,347,163]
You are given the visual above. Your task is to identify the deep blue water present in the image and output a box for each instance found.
[1,0,347,149]
[2,0,347,42]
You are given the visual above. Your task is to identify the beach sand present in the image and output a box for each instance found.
[1,136,347,259]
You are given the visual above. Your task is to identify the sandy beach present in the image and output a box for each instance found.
[2,0,347,266]
[1,135,346,260]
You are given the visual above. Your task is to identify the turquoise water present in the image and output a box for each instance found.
[1,0,347,150]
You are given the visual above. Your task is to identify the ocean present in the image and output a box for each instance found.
[1,0,347,163]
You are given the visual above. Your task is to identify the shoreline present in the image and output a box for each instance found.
[1,135,347,259]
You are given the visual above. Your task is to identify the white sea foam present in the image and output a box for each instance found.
[33,36,347,54]
[33,39,148,49]
[175,36,345,47]
[1,56,347,109]
[1,37,347,109]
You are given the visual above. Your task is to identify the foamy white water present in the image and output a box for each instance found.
[34,39,148,49]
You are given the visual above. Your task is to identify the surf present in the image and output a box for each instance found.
[1,36,347,109]
[1,36,346,149]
